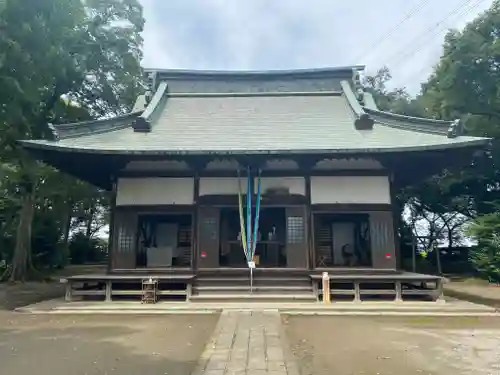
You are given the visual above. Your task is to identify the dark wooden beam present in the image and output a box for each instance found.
[311,203,392,212]
[197,194,308,206]
[118,169,390,178]
[116,205,195,213]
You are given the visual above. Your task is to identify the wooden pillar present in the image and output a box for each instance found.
[107,176,117,273]
[305,175,314,269]
[390,175,402,270]
[192,173,200,270]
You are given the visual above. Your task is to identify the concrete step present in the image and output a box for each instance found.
[195,277,311,287]
[194,285,313,295]
[190,293,317,303]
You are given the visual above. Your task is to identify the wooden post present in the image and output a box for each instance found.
[435,278,445,302]
[312,280,319,302]
[105,280,112,302]
[395,280,403,302]
[63,279,72,302]
[192,173,200,270]
[322,272,330,303]
[107,177,117,273]
[354,281,361,302]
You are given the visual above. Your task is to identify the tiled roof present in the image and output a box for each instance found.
[20,68,489,155]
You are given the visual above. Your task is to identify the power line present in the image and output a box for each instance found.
[352,0,432,63]
[383,0,487,68]
[386,0,488,92]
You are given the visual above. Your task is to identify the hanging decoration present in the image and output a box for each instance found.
[236,166,263,293]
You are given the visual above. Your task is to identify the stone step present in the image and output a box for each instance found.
[194,285,313,295]
[190,293,317,303]
[195,277,311,287]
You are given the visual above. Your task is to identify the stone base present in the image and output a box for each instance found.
[15,298,499,316]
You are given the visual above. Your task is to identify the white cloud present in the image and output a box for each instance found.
[139,0,493,94]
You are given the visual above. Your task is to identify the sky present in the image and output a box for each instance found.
[139,0,493,94]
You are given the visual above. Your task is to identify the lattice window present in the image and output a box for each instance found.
[118,225,134,253]
[287,216,304,244]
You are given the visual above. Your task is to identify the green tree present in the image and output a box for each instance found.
[466,209,500,283]
[0,0,144,281]
[419,0,500,215]
[374,0,500,278]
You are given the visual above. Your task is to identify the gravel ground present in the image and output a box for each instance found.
[0,312,219,375]
[283,315,500,375]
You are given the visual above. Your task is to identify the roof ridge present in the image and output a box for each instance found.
[362,107,457,137]
[340,80,364,117]
[132,81,169,132]
[166,91,342,98]
[52,111,142,140]
[362,106,452,126]
[340,79,463,137]
[144,66,365,79]
[372,118,449,136]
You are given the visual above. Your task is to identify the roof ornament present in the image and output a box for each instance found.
[354,113,374,130]
[145,71,158,105]
[352,70,365,105]
[447,119,463,138]
[144,90,153,105]
[47,123,60,141]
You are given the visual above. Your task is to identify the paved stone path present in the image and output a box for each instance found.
[191,310,299,375]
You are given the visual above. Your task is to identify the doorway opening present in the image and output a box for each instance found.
[219,207,287,267]
[136,214,192,268]
[314,213,371,267]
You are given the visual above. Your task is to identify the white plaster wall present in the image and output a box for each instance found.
[256,177,305,196]
[116,178,194,205]
[199,177,248,195]
[310,176,390,204]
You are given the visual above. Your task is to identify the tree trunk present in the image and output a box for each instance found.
[60,203,73,266]
[10,190,35,282]
[447,227,453,248]
[85,205,95,238]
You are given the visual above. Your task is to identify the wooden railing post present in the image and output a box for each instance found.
[354,281,361,302]
[322,272,330,303]
[62,279,72,302]
[105,280,112,302]
[395,280,403,302]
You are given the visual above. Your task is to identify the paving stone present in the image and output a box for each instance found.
[267,361,287,371]
[246,371,266,375]
[247,359,267,370]
[230,351,247,360]
[202,370,225,375]
[205,360,227,370]
[190,310,297,375]
[210,353,230,362]
[225,370,247,375]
